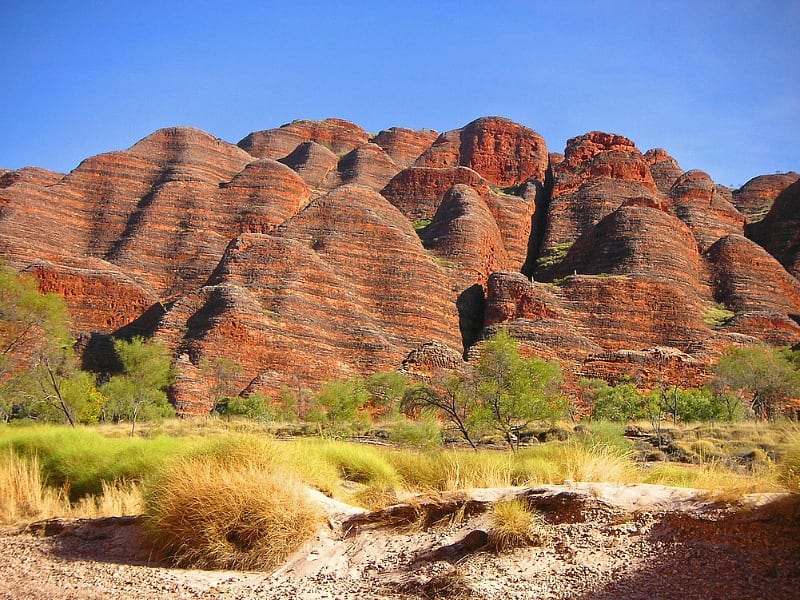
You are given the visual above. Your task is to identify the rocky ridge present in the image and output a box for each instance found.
[1,116,798,414]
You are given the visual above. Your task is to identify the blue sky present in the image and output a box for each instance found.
[2,1,798,187]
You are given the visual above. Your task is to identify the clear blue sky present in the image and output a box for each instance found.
[2,1,798,187]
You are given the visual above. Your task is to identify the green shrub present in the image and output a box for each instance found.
[412,218,432,231]
[590,381,646,422]
[387,417,442,448]
[310,378,371,430]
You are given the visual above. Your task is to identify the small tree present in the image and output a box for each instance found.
[402,369,480,449]
[309,377,371,431]
[588,379,646,422]
[101,337,175,434]
[714,346,800,420]
[199,356,244,414]
[0,266,83,425]
[402,330,565,450]
[473,330,563,449]
[365,371,409,416]
[0,267,71,375]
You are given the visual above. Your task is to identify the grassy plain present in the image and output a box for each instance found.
[1,419,798,567]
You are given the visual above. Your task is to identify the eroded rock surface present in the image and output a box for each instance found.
[1,117,797,414]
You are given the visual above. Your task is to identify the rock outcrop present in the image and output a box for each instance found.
[732,172,800,223]
[669,170,744,252]
[372,127,439,168]
[1,116,797,415]
[538,131,661,261]
[643,148,683,194]
[747,179,800,279]
[157,184,461,396]
[238,118,369,159]
[414,117,549,187]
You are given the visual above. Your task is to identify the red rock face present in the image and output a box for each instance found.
[748,179,800,279]
[669,170,745,252]
[732,172,800,223]
[423,185,508,285]
[643,148,683,194]
[278,141,340,190]
[381,166,491,222]
[0,126,308,326]
[706,234,800,315]
[372,127,439,168]
[218,158,311,233]
[337,143,400,191]
[414,117,549,187]
[539,131,662,257]
[2,116,798,414]
[25,261,158,333]
[238,118,370,159]
[158,184,461,398]
[552,206,704,290]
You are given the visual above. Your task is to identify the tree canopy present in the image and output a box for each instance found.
[714,346,800,420]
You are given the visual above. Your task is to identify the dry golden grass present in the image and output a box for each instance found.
[512,442,636,486]
[778,432,800,491]
[487,498,550,551]
[643,461,782,501]
[0,450,142,526]
[144,455,321,571]
[0,450,68,526]
[71,480,143,519]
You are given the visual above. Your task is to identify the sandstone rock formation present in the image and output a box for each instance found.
[414,116,549,187]
[372,127,439,168]
[157,184,461,397]
[732,172,800,223]
[668,170,745,253]
[1,116,798,415]
[643,148,683,194]
[747,178,800,279]
[238,118,369,159]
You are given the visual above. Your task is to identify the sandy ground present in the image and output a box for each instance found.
[1,483,798,600]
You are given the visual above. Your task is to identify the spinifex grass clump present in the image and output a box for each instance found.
[144,440,321,571]
[487,498,550,552]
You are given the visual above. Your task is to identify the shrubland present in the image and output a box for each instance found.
[2,265,800,570]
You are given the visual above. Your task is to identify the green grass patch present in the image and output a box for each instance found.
[703,304,736,327]
[412,218,432,231]
[0,424,194,500]
[535,242,573,270]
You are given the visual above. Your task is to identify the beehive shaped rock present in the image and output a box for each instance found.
[643,148,683,194]
[278,141,340,190]
[157,184,461,401]
[732,172,800,224]
[238,118,370,159]
[337,143,400,191]
[372,127,439,168]
[669,170,745,252]
[414,116,549,187]
[538,131,663,261]
[747,179,800,279]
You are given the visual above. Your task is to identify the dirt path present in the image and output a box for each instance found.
[1,484,798,599]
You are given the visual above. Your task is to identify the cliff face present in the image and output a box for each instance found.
[1,116,797,414]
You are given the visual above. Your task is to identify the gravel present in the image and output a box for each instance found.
[1,485,798,600]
